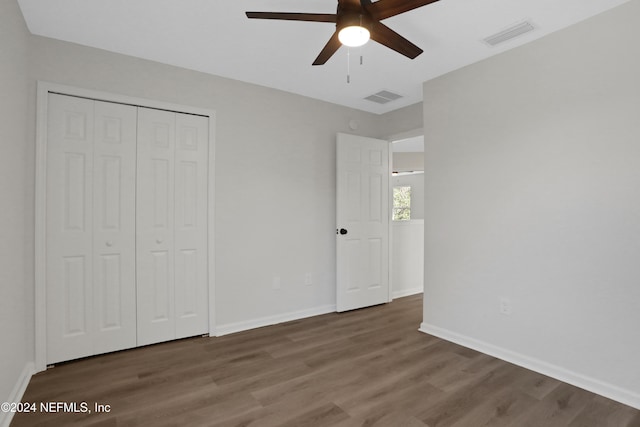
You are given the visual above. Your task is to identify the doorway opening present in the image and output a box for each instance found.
[390,133,424,299]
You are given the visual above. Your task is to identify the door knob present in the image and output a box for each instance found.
[339,228,348,235]
[106,240,113,247]
[156,237,163,244]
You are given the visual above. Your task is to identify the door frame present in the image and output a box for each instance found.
[387,128,424,301]
[34,81,217,372]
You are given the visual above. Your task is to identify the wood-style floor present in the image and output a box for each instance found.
[12,294,640,427]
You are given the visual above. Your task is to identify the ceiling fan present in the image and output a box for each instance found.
[246,0,441,65]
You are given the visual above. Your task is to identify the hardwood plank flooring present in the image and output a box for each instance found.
[11,295,640,426]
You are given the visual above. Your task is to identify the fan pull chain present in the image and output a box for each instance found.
[346,47,364,83]
[359,16,364,66]
[347,47,351,84]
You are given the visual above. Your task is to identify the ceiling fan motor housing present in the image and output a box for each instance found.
[336,2,372,31]
[336,12,373,32]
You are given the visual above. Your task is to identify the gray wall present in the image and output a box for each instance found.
[392,220,424,298]
[422,0,640,406]
[0,0,32,413]
[393,152,425,173]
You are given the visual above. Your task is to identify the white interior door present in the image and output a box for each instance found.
[46,94,137,364]
[46,95,95,363]
[174,113,209,339]
[136,108,177,346]
[136,108,209,345]
[92,100,137,354]
[37,83,216,370]
[336,133,390,312]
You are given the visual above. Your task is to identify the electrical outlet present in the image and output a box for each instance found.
[499,297,512,315]
[305,273,313,286]
[273,276,281,290]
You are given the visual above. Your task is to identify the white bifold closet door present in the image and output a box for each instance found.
[46,95,209,364]
[136,108,209,346]
[46,94,137,364]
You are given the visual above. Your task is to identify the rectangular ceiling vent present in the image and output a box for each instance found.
[483,21,536,47]
[365,90,403,104]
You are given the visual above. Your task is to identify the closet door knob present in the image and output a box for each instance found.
[106,240,113,247]
[156,237,163,244]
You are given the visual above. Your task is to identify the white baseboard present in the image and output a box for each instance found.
[216,304,336,336]
[419,323,640,410]
[392,287,423,299]
[0,362,35,427]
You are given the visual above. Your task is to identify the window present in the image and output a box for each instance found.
[393,186,411,221]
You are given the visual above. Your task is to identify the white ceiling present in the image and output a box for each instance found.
[18,0,629,114]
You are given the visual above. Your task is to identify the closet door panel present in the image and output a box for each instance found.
[93,101,137,354]
[174,114,209,338]
[46,94,95,364]
[137,108,176,346]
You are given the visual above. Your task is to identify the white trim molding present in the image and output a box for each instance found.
[0,363,35,427]
[216,305,336,337]
[35,81,217,372]
[392,287,423,299]
[419,323,640,410]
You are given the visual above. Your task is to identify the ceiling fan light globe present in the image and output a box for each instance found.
[338,26,370,47]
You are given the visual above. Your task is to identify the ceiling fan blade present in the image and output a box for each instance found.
[369,22,423,59]
[246,12,337,23]
[313,32,342,65]
[364,0,440,21]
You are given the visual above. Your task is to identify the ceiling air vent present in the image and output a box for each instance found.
[483,21,536,47]
[365,90,403,104]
